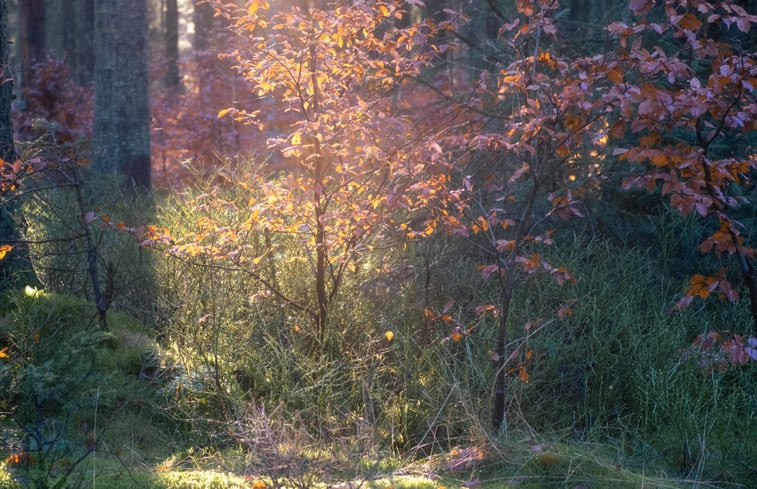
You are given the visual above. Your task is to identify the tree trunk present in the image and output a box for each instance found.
[93,0,151,189]
[45,0,64,59]
[164,0,181,91]
[79,0,95,83]
[193,0,214,53]
[1,1,35,288]
[0,0,14,164]
[18,0,46,110]
[63,0,76,62]
[64,0,95,84]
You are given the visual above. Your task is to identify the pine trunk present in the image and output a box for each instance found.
[1,1,36,288]
[164,0,181,91]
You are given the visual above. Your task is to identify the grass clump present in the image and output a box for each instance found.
[155,470,249,489]
[0,463,19,489]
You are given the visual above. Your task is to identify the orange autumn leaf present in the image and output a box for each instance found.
[607,67,623,84]
[471,216,490,234]
[0,244,12,261]
[555,144,571,158]
[518,364,529,383]
[610,119,625,139]
[5,452,31,465]
[639,133,661,147]
[518,254,541,273]
[650,152,668,167]
[515,0,533,16]
[678,13,702,31]
[685,274,718,299]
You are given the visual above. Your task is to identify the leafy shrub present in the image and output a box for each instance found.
[13,57,93,143]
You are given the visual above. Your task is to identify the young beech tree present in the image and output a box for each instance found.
[166,0,444,348]
[607,0,757,333]
[406,0,617,429]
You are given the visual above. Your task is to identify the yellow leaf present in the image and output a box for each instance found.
[378,4,389,17]
[0,347,8,358]
[217,108,233,118]
[292,133,302,145]
[384,330,394,342]
[248,1,269,14]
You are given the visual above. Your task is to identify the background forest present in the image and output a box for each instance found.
[1,0,757,488]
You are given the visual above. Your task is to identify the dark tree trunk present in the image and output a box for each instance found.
[63,0,76,61]
[93,0,151,189]
[193,0,214,53]
[164,0,181,91]
[65,0,95,84]
[18,0,46,109]
[45,0,64,59]
[1,1,35,288]
[0,1,14,164]
[80,0,95,83]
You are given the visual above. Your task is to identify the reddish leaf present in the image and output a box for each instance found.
[629,0,654,16]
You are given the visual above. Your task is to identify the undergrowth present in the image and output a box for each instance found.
[1,164,755,488]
